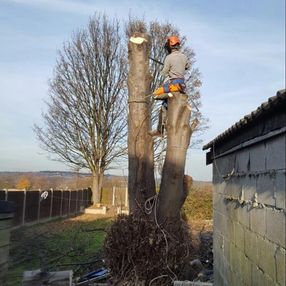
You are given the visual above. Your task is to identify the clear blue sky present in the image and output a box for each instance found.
[0,0,285,181]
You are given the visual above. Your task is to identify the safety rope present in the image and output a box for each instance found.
[144,193,178,282]
[144,194,157,215]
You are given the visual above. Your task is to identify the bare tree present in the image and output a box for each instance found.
[34,14,127,204]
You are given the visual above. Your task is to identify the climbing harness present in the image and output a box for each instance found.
[153,78,186,98]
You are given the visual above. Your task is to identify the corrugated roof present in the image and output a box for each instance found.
[203,89,286,150]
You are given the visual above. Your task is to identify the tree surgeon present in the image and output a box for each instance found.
[148,36,189,137]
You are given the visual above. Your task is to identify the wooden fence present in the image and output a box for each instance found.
[0,189,92,227]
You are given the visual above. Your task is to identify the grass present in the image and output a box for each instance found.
[6,183,213,285]
[183,183,213,220]
[7,214,112,286]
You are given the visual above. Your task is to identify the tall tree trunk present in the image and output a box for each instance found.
[128,33,156,212]
[157,92,194,223]
[92,171,103,205]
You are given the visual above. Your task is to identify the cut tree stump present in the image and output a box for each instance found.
[157,92,195,223]
[127,32,156,212]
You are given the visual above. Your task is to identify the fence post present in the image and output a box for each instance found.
[85,189,88,207]
[125,187,128,207]
[81,190,84,211]
[112,186,116,206]
[22,190,26,226]
[60,190,63,217]
[4,190,7,201]
[68,190,71,216]
[75,191,78,214]
[37,189,41,222]
[49,189,53,218]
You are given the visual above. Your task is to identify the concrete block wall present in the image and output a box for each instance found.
[212,132,286,286]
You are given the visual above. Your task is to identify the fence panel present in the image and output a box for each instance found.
[52,190,62,217]
[25,191,39,223]
[4,189,92,227]
[0,190,6,201]
[83,189,88,207]
[7,191,24,226]
[70,191,77,214]
[78,190,84,211]
[39,190,52,219]
[87,188,92,205]
[62,191,70,216]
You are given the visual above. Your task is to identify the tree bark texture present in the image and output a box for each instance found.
[92,172,103,205]
[157,92,193,222]
[128,33,156,212]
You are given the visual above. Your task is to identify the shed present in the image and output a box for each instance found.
[203,89,286,286]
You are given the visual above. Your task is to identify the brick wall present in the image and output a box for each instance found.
[0,189,92,228]
[212,132,285,286]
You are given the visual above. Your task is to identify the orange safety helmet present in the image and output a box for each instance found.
[167,36,180,47]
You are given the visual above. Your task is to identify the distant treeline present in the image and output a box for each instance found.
[0,172,127,190]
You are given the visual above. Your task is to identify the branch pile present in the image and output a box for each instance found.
[104,212,194,285]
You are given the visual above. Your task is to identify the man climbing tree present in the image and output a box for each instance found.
[105,19,203,285]
[149,35,190,137]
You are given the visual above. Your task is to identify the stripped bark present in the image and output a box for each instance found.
[127,33,156,212]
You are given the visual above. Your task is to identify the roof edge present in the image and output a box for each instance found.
[203,89,286,151]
